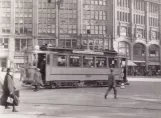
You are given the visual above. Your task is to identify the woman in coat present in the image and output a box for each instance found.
[3,68,18,112]
[33,68,43,91]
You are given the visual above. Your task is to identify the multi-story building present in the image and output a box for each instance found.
[0,0,161,76]
[113,0,161,76]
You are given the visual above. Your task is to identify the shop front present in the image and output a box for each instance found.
[14,55,27,72]
[148,62,160,76]
[133,61,146,76]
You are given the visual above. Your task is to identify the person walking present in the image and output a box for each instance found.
[104,69,117,99]
[2,68,18,112]
[19,68,25,81]
[33,68,43,91]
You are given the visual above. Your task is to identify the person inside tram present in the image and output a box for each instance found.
[40,58,46,82]
[96,61,104,68]
[58,56,66,66]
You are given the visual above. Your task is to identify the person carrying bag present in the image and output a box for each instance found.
[0,68,19,112]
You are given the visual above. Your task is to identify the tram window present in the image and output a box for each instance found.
[69,56,81,67]
[96,57,107,68]
[57,55,67,67]
[108,58,118,68]
[83,56,94,68]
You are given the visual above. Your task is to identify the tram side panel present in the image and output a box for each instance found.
[45,66,123,87]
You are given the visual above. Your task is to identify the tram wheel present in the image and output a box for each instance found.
[73,82,78,88]
[50,83,56,89]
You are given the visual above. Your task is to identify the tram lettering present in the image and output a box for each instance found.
[86,74,91,77]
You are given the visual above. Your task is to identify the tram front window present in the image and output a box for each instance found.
[57,55,66,67]
[69,56,81,67]
[83,56,94,68]
[109,58,118,68]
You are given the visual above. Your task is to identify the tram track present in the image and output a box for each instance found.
[20,100,161,112]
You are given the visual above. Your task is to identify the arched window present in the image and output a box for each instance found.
[133,43,145,56]
[149,45,159,57]
[118,41,130,56]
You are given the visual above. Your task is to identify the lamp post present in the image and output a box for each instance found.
[56,0,64,47]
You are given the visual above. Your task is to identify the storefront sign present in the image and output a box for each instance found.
[14,56,27,59]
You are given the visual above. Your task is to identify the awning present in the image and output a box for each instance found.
[133,61,145,63]
[127,60,137,66]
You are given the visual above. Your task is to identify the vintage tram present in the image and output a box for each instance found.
[22,46,127,88]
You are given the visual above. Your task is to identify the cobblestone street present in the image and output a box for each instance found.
[1,77,161,118]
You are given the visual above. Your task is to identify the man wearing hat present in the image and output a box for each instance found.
[3,68,18,112]
[33,68,43,91]
[104,68,117,99]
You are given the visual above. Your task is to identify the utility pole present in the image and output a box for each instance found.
[56,0,64,47]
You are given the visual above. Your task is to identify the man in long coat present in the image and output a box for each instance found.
[104,69,117,99]
[3,68,18,112]
[33,68,43,91]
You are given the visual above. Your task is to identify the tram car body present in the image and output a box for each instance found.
[22,46,127,88]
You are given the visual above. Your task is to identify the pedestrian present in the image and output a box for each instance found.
[33,68,43,91]
[2,68,18,112]
[104,69,117,99]
[19,68,25,81]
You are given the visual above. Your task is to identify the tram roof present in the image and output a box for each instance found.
[23,46,118,56]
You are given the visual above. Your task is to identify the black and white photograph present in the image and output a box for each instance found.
[0,0,161,118]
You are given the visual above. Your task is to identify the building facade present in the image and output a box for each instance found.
[0,0,161,75]
[113,0,161,76]
[0,0,112,70]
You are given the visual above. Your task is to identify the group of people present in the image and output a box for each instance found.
[1,67,118,113]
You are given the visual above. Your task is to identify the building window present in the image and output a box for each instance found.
[133,43,145,56]
[38,39,56,46]
[83,1,107,35]
[149,45,159,57]
[149,3,159,14]
[82,38,104,50]
[117,0,130,8]
[134,0,144,11]
[149,17,158,27]
[119,26,130,37]
[0,38,9,49]
[0,0,11,34]
[59,0,77,34]
[15,0,32,34]
[150,31,158,40]
[58,39,77,48]
[1,58,7,68]
[38,0,56,34]
[134,14,145,25]
[117,11,130,22]
[118,41,130,56]
[15,38,33,52]
[136,28,145,38]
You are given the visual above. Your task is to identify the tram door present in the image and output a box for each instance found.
[37,53,46,82]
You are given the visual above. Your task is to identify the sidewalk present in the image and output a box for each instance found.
[128,76,161,82]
